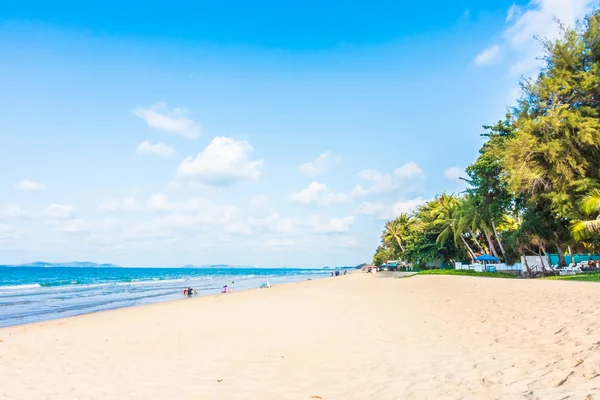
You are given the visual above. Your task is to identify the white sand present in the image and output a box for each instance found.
[1,273,600,399]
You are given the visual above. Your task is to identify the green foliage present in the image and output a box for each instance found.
[543,272,600,282]
[373,11,600,269]
[418,269,518,279]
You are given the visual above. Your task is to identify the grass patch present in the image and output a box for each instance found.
[543,272,600,282]
[418,269,518,279]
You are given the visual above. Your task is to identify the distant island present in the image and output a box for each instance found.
[0,261,121,268]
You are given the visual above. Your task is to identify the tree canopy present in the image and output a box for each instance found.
[373,12,600,269]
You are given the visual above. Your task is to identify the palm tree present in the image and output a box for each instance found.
[456,194,488,255]
[382,213,412,253]
[572,190,600,240]
[430,193,476,262]
[458,193,504,258]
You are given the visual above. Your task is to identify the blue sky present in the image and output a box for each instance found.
[0,0,596,267]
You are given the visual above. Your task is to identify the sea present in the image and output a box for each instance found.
[0,266,333,328]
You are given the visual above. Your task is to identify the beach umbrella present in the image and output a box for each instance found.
[474,254,500,262]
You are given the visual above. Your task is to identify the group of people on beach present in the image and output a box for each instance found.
[186,278,273,297]
[330,270,347,277]
[221,281,235,293]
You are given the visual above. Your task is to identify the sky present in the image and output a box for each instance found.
[0,0,597,268]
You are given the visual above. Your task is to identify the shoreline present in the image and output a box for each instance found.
[0,268,333,329]
[3,273,600,399]
[0,273,329,332]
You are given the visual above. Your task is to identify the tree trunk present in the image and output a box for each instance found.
[484,230,499,258]
[470,230,485,253]
[522,254,532,278]
[538,249,546,278]
[460,235,475,263]
[491,221,506,259]
[568,245,575,266]
[393,234,405,253]
[397,241,405,253]
[556,244,567,267]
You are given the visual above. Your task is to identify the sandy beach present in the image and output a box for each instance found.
[2,273,600,399]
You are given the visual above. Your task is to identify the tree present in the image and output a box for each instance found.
[382,213,412,253]
[372,244,395,266]
[371,11,600,272]
[428,193,476,263]
[466,117,515,259]
[572,189,600,240]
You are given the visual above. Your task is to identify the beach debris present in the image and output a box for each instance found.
[0,339,3,343]
[217,379,223,383]
[311,396,323,399]
[555,371,574,387]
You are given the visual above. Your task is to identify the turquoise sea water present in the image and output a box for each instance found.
[0,267,331,328]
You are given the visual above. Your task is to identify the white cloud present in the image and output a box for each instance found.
[482,0,596,77]
[357,162,423,194]
[394,162,423,179]
[444,166,464,181]
[290,182,364,206]
[146,193,239,231]
[307,215,354,234]
[0,205,27,219]
[354,198,426,220]
[152,208,238,231]
[0,223,24,242]
[356,170,396,193]
[136,141,176,157]
[176,136,263,187]
[99,197,142,212]
[15,179,46,191]
[354,201,386,215]
[57,219,94,233]
[147,193,232,215]
[249,212,301,234]
[354,201,391,220]
[147,193,173,212]
[506,86,522,104]
[249,194,270,209]
[45,204,76,219]
[506,3,521,22]
[133,103,201,139]
[392,197,426,217]
[329,235,358,248]
[225,221,253,236]
[264,238,295,248]
[474,45,501,66]
[298,151,340,176]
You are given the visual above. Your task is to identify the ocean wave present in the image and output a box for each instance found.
[117,278,187,286]
[0,283,42,291]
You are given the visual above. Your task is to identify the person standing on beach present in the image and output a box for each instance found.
[230,281,235,292]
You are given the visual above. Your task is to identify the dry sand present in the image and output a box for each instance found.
[2,273,600,399]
